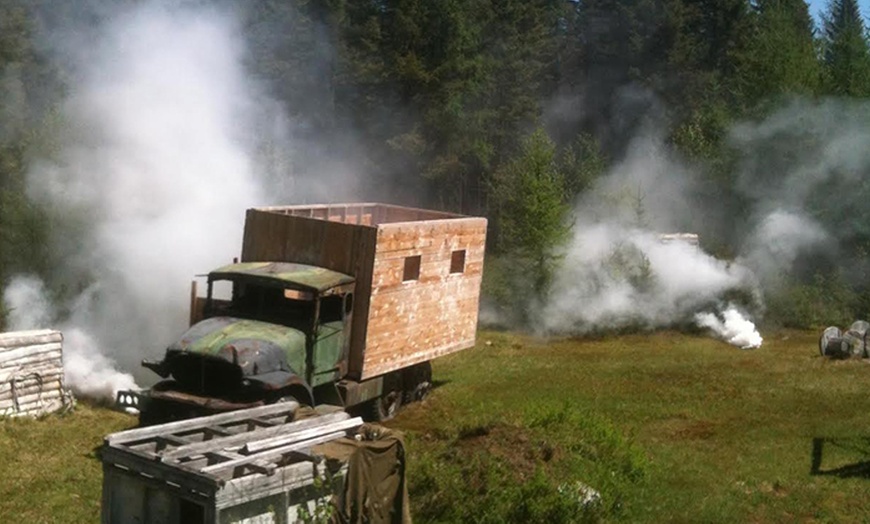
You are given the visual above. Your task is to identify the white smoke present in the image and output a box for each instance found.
[738,208,829,287]
[541,224,757,333]
[540,127,763,342]
[695,305,763,349]
[2,275,138,398]
[539,96,870,344]
[1,1,288,399]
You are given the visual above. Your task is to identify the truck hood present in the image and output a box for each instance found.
[167,316,306,382]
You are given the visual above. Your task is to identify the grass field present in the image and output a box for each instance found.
[3,329,870,522]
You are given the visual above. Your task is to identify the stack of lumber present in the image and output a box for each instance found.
[0,329,74,417]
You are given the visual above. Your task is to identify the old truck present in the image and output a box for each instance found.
[119,203,486,424]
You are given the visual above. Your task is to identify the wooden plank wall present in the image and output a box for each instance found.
[241,209,378,379]
[0,329,74,417]
[361,217,487,379]
[378,204,461,224]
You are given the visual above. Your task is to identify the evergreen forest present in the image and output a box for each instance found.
[3,0,870,332]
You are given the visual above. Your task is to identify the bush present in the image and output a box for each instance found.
[406,404,647,523]
[765,272,858,328]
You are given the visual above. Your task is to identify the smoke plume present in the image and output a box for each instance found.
[695,305,763,350]
[539,125,763,347]
[540,95,870,347]
[3,275,138,398]
[2,1,310,399]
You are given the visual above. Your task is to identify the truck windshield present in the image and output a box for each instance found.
[207,278,315,331]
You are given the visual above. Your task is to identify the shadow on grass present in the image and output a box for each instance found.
[431,379,450,391]
[811,437,870,478]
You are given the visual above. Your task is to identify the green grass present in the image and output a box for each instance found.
[3,330,870,522]
[393,330,870,523]
[0,402,134,523]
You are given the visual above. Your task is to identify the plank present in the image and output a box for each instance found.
[370,273,482,297]
[367,298,479,328]
[242,418,362,454]
[0,350,63,368]
[373,258,484,283]
[373,246,485,267]
[0,378,64,397]
[375,218,487,244]
[365,330,476,361]
[0,364,64,382]
[0,330,62,348]
[100,445,221,492]
[106,402,300,445]
[361,339,475,379]
[0,389,64,411]
[0,343,63,365]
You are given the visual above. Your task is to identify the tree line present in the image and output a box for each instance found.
[2,0,870,329]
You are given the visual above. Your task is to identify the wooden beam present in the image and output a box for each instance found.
[106,402,300,445]
[242,417,362,454]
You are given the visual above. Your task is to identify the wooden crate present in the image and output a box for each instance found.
[241,203,487,380]
[101,402,362,524]
[0,329,74,417]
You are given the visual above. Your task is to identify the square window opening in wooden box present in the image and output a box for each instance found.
[403,255,421,281]
[450,249,466,274]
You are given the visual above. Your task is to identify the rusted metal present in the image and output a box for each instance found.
[150,389,264,411]
[208,262,354,293]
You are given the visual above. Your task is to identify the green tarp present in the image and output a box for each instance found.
[312,422,412,524]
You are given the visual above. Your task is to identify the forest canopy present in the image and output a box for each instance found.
[2,0,870,332]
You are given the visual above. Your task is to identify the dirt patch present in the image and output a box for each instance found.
[452,423,555,479]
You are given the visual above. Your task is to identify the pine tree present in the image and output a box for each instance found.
[491,128,571,301]
[822,0,870,96]
[736,0,821,105]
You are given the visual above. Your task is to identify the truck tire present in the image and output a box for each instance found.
[367,389,403,421]
[366,372,404,421]
[403,361,432,404]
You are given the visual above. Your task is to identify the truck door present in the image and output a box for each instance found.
[310,293,350,386]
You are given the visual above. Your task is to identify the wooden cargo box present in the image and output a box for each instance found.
[101,403,376,523]
[241,203,487,381]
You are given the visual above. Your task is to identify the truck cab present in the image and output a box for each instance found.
[135,262,355,424]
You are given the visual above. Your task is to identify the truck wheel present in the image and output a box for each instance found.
[368,389,403,422]
[403,362,432,404]
[366,371,404,422]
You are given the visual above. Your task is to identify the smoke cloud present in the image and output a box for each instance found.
[3,275,138,398]
[540,95,870,347]
[539,125,763,347]
[2,0,332,399]
[695,305,763,350]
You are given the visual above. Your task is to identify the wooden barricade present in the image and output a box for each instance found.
[0,329,74,417]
